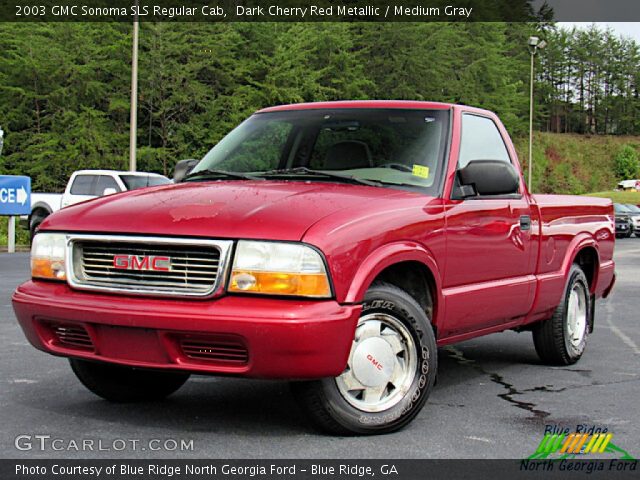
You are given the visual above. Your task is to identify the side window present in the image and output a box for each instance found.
[69,175,97,195]
[95,176,120,195]
[458,115,511,168]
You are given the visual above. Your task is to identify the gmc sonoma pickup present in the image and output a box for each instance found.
[13,101,615,435]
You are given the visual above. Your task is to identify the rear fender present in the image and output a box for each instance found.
[532,233,600,319]
[562,234,600,294]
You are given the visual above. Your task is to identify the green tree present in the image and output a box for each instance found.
[614,145,640,180]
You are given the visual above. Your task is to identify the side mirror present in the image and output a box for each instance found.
[102,187,117,196]
[457,160,520,197]
[173,159,199,183]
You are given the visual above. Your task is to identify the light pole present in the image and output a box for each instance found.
[528,36,546,192]
[129,1,139,172]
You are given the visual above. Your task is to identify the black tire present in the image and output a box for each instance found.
[292,282,437,435]
[532,264,590,365]
[29,211,48,242]
[69,359,190,402]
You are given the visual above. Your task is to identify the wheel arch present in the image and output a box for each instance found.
[572,246,599,293]
[563,235,600,294]
[30,203,53,220]
[343,242,442,332]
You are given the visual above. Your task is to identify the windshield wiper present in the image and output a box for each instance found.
[259,167,382,187]
[182,169,263,182]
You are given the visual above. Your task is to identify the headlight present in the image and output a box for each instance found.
[31,233,67,281]
[229,241,331,298]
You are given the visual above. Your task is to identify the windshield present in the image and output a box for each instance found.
[120,175,171,190]
[614,204,631,213]
[190,108,450,193]
[625,204,640,213]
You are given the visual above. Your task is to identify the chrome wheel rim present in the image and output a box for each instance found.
[565,282,588,353]
[336,313,417,413]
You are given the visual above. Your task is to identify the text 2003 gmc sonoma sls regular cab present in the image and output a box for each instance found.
[13,101,615,435]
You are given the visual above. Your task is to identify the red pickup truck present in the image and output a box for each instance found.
[13,101,615,435]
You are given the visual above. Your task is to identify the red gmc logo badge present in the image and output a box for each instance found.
[113,255,171,272]
[366,354,384,371]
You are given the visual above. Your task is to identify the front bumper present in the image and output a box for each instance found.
[12,281,361,379]
[615,223,630,235]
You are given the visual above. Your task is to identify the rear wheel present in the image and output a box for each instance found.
[532,264,590,365]
[292,282,437,435]
[69,359,190,402]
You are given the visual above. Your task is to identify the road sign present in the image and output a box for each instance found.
[0,175,31,216]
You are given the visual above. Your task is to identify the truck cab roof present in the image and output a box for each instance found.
[258,100,455,113]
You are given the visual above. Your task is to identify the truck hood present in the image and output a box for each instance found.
[41,181,411,241]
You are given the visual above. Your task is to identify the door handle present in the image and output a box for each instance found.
[520,215,531,231]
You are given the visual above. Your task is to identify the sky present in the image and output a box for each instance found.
[557,23,640,43]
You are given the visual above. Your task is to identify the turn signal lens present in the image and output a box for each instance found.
[230,271,331,297]
[31,233,67,281]
[229,241,331,298]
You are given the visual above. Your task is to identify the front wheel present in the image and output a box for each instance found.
[69,359,190,402]
[29,212,48,242]
[292,282,437,435]
[532,264,590,365]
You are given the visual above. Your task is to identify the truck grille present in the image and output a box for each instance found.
[68,235,233,297]
[50,323,94,351]
[180,337,249,365]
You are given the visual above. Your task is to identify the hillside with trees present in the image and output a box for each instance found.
[538,25,640,136]
[0,22,639,194]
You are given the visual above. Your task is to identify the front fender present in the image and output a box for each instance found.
[343,240,442,309]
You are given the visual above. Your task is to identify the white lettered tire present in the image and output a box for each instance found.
[532,264,590,365]
[292,282,437,435]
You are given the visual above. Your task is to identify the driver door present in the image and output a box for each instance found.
[442,113,536,338]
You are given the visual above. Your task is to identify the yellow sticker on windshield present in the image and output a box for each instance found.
[412,165,430,178]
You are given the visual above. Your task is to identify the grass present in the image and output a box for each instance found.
[0,217,30,247]
[513,133,640,195]
[584,190,640,205]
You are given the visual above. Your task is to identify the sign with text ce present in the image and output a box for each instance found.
[0,175,31,215]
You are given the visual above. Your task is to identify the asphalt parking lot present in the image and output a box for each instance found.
[1,241,638,459]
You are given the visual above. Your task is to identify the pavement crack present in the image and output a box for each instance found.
[521,385,566,393]
[489,372,551,420]
[430,402,465,408]
[552,377,640,391]
[550,367,592,378]
[443,346,551,420]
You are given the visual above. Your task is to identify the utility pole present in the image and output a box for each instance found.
[0,127,11,253]
[527,36,547,193]
[129,1,139,172]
